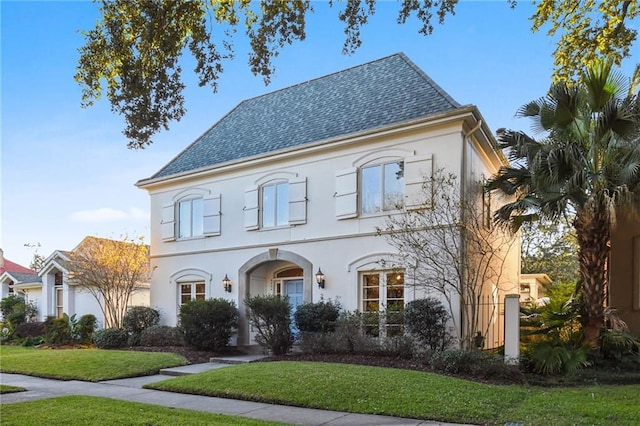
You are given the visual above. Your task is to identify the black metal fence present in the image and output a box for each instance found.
[475,294,505,350]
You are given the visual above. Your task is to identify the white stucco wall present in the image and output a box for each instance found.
[141,112,519,345]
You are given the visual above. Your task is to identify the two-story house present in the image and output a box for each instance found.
[136,53,520,347]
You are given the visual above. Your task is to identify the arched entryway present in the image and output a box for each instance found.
[237,249,313,346]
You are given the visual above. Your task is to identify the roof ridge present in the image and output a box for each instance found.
[395,52,460,108]
[239,52,407,104]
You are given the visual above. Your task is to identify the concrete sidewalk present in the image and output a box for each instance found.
[0,362,471,426]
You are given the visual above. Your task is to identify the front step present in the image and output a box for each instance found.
[209,354,267,364]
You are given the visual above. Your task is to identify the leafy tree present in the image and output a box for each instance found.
[531,0,639,81]
[521,218,579,284]
[487,59,640,347]
[77,0,638,148]
[67,236,149,329]
[0,295,37,337]
[378,170,517,349]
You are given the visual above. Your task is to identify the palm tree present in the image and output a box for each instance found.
[488,59,640,347]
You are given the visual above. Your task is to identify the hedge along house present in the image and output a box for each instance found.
[136,53,520,348]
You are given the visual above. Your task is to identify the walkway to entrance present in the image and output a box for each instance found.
[1,355,470,426]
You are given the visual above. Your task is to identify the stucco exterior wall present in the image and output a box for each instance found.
[143,114,519,346]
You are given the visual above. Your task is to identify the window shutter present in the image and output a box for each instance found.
[404,155,433,209]
[161,204,176,241]
[335,167,358,219]
[288,177,307,225]
[203,194,221,236]
[244,186,259,230]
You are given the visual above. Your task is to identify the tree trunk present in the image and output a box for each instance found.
[574,210,610,348]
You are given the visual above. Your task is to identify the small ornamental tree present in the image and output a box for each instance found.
[404,298,453,352]
[67,236,149,329]
[378,170,517,349]
[245,295,293,355]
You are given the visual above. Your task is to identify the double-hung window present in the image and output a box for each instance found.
[178,198,204,238]
[361,271,405,337]
[361,161,404,214]
[261,182,289,228]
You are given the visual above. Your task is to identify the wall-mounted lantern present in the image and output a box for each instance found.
[223,274,232,293]
[315,268,325,289]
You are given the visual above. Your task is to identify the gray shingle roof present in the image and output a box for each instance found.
[10,272,41,284]
[149,53,461,180]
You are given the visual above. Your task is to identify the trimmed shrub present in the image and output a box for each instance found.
[93,328,129,349]
[140,325,184,347]
[429,349,517,380]
[76,314,98,344]
[44,316,73,346]
[245,295,293,355]
[123,306,160,335]
[378,335,415,359]
[179,298,238,350]
[15,321,45,338]
[298,331,337,353]
[123,306,160,346]
[21,336,44,347]
[404,298,452,351]
[333,311,374,353]
[294,300,340,333]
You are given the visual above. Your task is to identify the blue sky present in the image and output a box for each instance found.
[1,1,637,267]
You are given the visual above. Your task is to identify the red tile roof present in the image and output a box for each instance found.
[0,259,35,275]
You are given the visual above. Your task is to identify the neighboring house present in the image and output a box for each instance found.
[1,238,150,327]
[519,273,552,304]
[136,53,520,347]
[610,213,640,337]
[0,249,42,315]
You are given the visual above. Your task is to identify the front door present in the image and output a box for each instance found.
[283,278,303,334]
[283,279,304,311]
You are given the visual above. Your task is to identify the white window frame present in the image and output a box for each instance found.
[54,271,64,318]
[179,281,206,306]
[245,173,307,230]
[360,270,405,337]
[261,181,289,228]
[178,197,204,239]
[360,161,405,215]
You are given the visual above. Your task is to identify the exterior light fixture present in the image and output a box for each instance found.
[223,274,232,293]
[315,268,325,289]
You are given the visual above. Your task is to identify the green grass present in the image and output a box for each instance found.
[0,346,186,381]
[0,396,285,425]
[146,361,640,426]
[0,384,25,394]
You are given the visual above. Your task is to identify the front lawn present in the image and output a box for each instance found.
[0,395,285,425]
[0,384,25,394]
[146,361,640,426]
[0,346,186,381]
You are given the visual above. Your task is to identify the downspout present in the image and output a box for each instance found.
[459,119,482,348]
